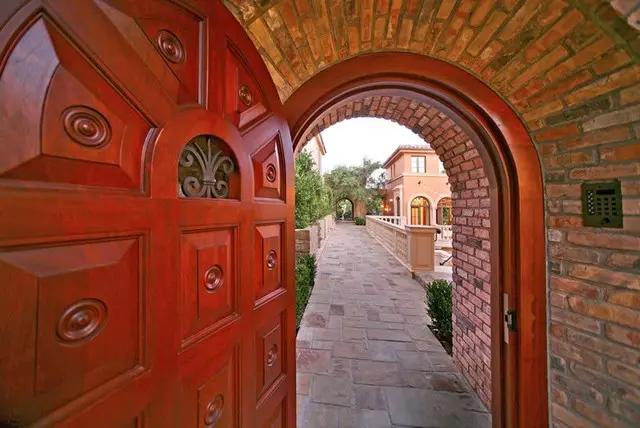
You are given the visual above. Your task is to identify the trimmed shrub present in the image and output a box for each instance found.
[425,279,453,344]
[354,217,366,225]
[295,254,317,328]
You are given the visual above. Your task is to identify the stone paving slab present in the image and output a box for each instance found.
[296,223,490,427]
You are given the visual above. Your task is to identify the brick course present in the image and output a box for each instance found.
[224,0,640,424]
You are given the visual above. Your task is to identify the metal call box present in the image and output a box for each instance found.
[582,180,623,228]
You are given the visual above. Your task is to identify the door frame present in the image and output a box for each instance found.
[282,52,548,428]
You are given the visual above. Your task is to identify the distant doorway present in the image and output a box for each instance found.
[336,198,354,221]
[410,196,430,225]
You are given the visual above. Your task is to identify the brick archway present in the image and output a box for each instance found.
[283,52,547,427]
[300,92,497,409]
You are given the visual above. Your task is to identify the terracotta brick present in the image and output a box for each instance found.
[528,69,592,107]
[569,162,640,180]
[607,360,640,386]
[561,200,582,215]
[606,323,640,347]
[567,328,640,366]
[522,99,564,121]
[551,339,604,369]
[565,64,640,105]
[469,1,493,27]
[534,123,581,142]
[544,151,595,168]
[547,183,582,198]
[551,275,601,298]
[568,263,640,289]
[550,244,603,265]
[559,126,630,151]
[568,295,640,327]
[547,36,615,82]
[600,143,640,162]
[573,399,617,427]
[608,290,640,310]
[548,215,584,228]
[607,252,640,269]
[593,48,633,75]
[466,10,507,56]
[499,0,543,41]
[583,104,640,131]
[512,45,569,90]
[551,307,602,333]
[619,83,640,105]
[552,403,598,428]
[525,9,583,62]
[537,0,570,27]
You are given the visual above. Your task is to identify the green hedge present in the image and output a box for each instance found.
[295,152,332,229]
[354,217,366,225]
[295,254,317,328]
[425,279,453,344]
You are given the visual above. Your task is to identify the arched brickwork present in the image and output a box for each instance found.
[305,96,495,407]
[225,1,640,426]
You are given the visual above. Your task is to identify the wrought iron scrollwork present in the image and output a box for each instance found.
[178,136,235,199]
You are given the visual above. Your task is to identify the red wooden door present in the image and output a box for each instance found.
[0,1,295,426]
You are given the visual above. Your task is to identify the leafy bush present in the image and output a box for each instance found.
[295,254,317,328]
[295,152,332,229]
[354,217,366,225]
[425,279,453,344]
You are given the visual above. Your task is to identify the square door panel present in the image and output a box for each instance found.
[0,237,142,420]
[180,346,239,428]
[255,315,284,399]
[264,402,284,428]
[254,224,283,302]
[252,136,283,200]
[181,228,237,346]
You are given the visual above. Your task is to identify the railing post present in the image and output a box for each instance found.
[405,225,438,272]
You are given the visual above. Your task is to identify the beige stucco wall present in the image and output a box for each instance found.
[384,149,451,224]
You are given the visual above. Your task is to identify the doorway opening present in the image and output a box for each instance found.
[285,53,547,427]
[336,198,354,221]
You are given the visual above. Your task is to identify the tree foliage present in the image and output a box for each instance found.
[324,157,386,216]
[295,152,333,229]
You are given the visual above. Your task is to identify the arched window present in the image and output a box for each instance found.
[436,197,452,225]
[395,196,400,216]
[410,197,430,225]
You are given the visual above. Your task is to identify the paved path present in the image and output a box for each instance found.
[296,223,490,428]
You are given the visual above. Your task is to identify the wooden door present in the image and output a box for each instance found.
[0,1,295,426]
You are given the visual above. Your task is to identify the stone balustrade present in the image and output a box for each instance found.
[366,215,438,272]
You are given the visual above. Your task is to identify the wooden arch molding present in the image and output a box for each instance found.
[283,52,547,428]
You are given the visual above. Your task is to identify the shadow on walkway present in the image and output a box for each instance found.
[296,223,491,427]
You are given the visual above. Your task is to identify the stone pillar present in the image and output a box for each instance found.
[405,225,438,271]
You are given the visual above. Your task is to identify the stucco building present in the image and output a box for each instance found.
[298,134,326,174]
[382,145,452,226]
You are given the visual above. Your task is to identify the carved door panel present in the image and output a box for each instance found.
[0,1,295,427]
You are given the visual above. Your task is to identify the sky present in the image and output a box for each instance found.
[320,117,427,172]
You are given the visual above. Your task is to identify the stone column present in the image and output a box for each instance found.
[405,225,438,271]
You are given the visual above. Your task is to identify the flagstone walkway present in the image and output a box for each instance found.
[296,223,490,428]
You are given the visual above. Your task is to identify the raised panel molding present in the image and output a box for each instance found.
[254,224,283,303]
[95,0,205,105]
[252,135,283,200]
[0,16,151,190]
[180,345,239,427]
[180,228,238,348]
[0,237,144,423]
[255,316,284,400]
[224,41,270,131]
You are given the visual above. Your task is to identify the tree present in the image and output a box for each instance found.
[295,152,332,229]
[324,158,387,217]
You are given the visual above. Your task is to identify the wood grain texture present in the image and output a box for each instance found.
[0,0,295,426]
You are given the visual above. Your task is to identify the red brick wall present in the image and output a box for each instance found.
[305,95,494,407]
[226,0,640,425]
